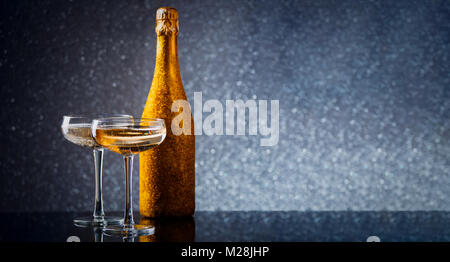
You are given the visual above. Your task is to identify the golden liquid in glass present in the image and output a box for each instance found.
[95,127,165,155]
[62,124,97,148]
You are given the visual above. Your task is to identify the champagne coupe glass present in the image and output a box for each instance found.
[91,117,166,237]
[61,115,129,226]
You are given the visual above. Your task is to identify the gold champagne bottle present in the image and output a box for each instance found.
[140,7,195,217]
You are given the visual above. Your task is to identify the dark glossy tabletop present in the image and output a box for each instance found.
[1,211,450,242]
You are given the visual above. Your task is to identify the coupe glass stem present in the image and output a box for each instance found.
[123,155,135,227]
[93,148,105,220]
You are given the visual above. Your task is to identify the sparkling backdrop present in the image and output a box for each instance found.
[0,0,449,212]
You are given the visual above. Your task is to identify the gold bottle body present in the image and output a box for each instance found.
[140,7,195,217]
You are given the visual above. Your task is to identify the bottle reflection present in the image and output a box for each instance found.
[139,216,195,242]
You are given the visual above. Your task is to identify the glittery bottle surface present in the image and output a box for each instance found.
[140,7,195,217]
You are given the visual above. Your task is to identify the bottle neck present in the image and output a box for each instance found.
[154,33,180,76]
[154,18,180,79]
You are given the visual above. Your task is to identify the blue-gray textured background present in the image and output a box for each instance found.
[0,0,449,212]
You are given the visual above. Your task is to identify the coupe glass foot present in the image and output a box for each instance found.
[73,216,123,227]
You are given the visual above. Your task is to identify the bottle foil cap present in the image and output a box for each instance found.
[156,7,178,21]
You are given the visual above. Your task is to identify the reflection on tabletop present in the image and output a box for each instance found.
[1,211,450,242]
